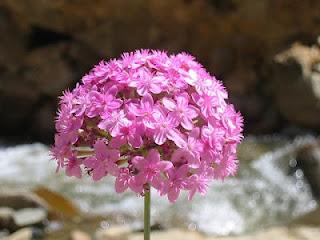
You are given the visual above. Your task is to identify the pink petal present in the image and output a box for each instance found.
[106,164,120,176]
[106,85,118,97]
[168,188,180,202]
[150,175,164,190]
[176,165,189,178]
[109,136,126,148]
[176,93,189,108]
[147,149,161,163]
[167,113,179,127]
[181,117,193,130]
[128,103,140,116]
[92,167,105,181]
[188,189,197,201]
[131,156,145,170]
[137,85,149,96]
[185,69,198,86]
[167,129,186,148]
[142,93,154,107]
[128,178,144,193]
[107,99,122,109]
[128,80,138,88]
[154,130,167,145]
[162,97,176,111]
[115,177,128,193]
[107,149,120,162]
[83,157,98,169]
[98,118,111,131]
[150,83,162,94]
[157,161,173,171]
[94,140,108,160]
[190,127,200,138]
[186,105,198,119]
[128,134,143,148]
[66,163,81,178]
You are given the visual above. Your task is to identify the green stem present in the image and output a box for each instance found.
[144,188,151,240]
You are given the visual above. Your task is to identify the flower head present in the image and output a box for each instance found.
[51,49,243,202]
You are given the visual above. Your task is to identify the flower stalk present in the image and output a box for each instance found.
[144,188,151,240]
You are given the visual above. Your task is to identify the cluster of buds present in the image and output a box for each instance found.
[51,50,243,202]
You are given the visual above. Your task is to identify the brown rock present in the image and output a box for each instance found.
[70,230,92,240]
[4,228,32,240]
[22,43,75,96]
[128,226,320,240]
[129,229,204,240]
[0,6,26,68]
[270,43,320,128]
[0,207,15,231]
[225,67,258,95]
[96,226,130,240]
[13,208,47,228]
[0,190,48,210]
[30,102,56,141]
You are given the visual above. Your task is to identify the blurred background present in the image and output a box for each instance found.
[0,0,320,239]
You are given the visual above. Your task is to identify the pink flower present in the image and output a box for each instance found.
[55,104,83,144]
[201,123,225,151]
[86,86,122,118]
[173,129,203,167]
[146,108,181,145]
[192,93,219,117]
[65,155,82,178]
[115,168,143,194]
[50,134,72,171]
[109,119,144,148]
[162,165,189,202]
[186,174,209,200]
[129,68,162,96]
[172,148,197,168]
[132,149,173,187]
[51,49,243,202]
[83,140,120,181]
[98,110,126,137]
[162,93,198,130]
[128,93,154,120]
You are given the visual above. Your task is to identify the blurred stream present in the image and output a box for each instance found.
[0,136,317,236]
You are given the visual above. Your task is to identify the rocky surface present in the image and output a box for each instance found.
[1,187,319,240]
[0,190,48,232]
[270,43,320,128]
[72,225,320,240]
[70,230,91,240]
[0,190,48,210]
[296,140,320,199]
[4,228,33,240]
[0,0,320,141]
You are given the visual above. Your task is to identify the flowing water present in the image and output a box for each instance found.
[0,136,317,236]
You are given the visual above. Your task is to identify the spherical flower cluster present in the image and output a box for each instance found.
[51,50,243,202]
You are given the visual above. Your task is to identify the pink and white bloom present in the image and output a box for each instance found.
[146,108,181,145]
[98,110,126,137]
[83,140,120,180]
[109,119,144,148]
[65,155,82,179]
[129,68,163,96]
[132,149,173,187]
[162,93,198,130]
[115,168,143,194]
[161,165,189,202]
[128,93,154,120]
